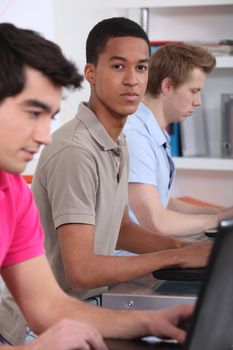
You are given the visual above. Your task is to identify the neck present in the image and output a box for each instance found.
[87,98,127,143]
[143,94,168,129]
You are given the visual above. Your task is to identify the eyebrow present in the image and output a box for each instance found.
[22,99,52,113]
[22,99,60,115]
[109,56,149,64]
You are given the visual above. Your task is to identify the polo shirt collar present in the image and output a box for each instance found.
[0,171,10,190]
[0,171,10,201]
[134,102,170,147]
[76,102,124,152]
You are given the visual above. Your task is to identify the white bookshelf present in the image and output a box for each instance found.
[174,157,233,171]
[112,0,233,9]
[125,0,233,205]
[128,1,233,164]
[216,56,233,69]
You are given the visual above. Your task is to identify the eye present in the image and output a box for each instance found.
[112,64,124,70]
[137,65,148,72]
[191,89,200,95]
[28,110,41,119]
[51,112,58,121]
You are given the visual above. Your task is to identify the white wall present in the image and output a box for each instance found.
[53,0,127,124]
[0,0,54,39]
[24,0,127,174]
[172,169,233,207]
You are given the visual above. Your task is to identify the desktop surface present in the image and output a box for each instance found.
[102,275,198,311]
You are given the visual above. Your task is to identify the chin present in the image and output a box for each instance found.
[11,162,27,174]
[124,105,139,116]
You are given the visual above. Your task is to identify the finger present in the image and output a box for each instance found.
[174,304,194,319]
[162,322,187,344]
[162,303,194,322]
[85,332,108,350]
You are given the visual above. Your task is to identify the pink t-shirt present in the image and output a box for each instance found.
[0,171,45,268]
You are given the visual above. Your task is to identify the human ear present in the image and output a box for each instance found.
[84,64,96,86]
[161,77,173,95]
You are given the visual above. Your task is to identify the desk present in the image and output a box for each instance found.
[102,275,198,310]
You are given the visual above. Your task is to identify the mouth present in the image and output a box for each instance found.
[186,111,194,117]
[22,149,38,161]
[120,91,139,102]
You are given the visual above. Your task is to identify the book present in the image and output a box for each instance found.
[221,93,233,158]
[180,106,208,157]
[186,41,233,57]
[150,40,182,53]
[168,123,182,157]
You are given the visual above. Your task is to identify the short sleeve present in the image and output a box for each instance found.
[125,129,158,186]
[45,146,98,229]
[2,176,45,268]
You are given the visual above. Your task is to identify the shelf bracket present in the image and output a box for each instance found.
[140,7,149,34]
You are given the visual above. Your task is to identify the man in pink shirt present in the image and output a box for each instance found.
[0,21,197,350]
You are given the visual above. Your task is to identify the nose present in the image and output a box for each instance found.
[33,117,52,146]
[193,92,202,107]
[123,68,138,87]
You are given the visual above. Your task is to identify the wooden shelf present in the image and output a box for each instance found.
[174,157,233,171]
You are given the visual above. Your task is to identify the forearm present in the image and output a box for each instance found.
[132,197,218,237]
[66,249,182,290]
[151,209,218,237]
[168,197,220,215]
[69,236,211,290]
[117,220,185,253]
[29,291,148,339]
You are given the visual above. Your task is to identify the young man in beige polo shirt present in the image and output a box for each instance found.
[31,16,210,299]
[0,17,211,345]
[33,17,211,291]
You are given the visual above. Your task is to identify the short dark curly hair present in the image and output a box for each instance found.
[0,23,83,103]
[86,17,150,65]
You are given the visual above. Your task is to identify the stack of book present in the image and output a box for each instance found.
[186,40,233,57]
[150,40,233,57]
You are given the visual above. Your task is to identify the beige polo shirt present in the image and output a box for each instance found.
[33,102,129,299]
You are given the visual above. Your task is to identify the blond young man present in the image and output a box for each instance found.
[124,43,233,240]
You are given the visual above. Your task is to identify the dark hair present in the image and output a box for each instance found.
[0,23,83,103]
[147,42,216,97]
[86,17,150,65]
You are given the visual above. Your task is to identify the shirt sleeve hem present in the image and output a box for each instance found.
[54,213,95,229]
[2,248,45,269]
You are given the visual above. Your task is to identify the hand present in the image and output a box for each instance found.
[218,206,233,221]
[177,240,213,268]
[25,319,107,350]
[148,304,194,344]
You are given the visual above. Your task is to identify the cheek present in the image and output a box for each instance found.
[140,74,148,91]
[180,93,191,106]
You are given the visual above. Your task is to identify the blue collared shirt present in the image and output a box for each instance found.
[124,102,176,223]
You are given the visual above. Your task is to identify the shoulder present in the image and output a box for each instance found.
[4,172,29,196]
